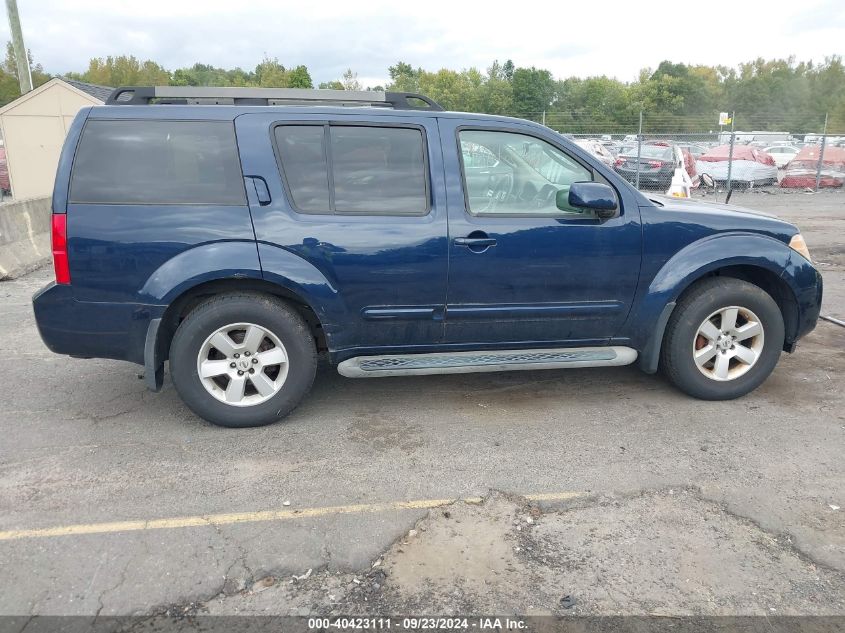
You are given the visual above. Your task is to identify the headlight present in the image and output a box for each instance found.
[789,234,812,262]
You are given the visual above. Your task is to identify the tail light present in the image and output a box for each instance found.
[614,158,625,166]
[648,160,664,168]
[51,214,70,285]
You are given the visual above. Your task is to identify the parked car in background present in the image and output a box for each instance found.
[574,139,616,168]
[781,146,845,188]
[613,142,696,189]
[0,147,10,197]
[32,86,822,427]
[599,139,623,156]
[676,143,708,159]
[763,145,800,169]
[696,145,778,188]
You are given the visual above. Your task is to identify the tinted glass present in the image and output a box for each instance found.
[274,125,331,213]
[70,120,245,205]
[329,126,428,215]
[459,129,595,216]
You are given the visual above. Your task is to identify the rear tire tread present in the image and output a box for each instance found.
[169,292,317,427]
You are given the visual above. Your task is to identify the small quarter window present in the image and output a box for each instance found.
[274,125,331,213]
[70,120,245,205]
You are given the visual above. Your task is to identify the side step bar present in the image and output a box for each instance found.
[337,347,637,378]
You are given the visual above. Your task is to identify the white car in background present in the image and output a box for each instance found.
[575,139,616,168]
[764,145,800,168]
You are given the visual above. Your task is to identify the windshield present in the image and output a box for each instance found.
[621,145,672,160]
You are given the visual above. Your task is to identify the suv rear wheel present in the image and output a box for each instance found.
[170,293,317,427]
[661,277,784,400]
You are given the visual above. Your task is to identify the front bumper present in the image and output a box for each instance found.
[32,282,162,366]
[791,265,823,343]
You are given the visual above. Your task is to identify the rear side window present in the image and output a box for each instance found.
[274,124,429,216]
[70,120,246,205]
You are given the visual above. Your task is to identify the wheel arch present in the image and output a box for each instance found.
[158,278,329,364]
[634,234,802,373]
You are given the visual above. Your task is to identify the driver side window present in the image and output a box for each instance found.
[458,129,596,216]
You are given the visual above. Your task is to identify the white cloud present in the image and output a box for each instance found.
[3,0,843,85]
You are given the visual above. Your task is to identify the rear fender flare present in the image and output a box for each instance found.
[138,243,346,390]
[138,241,264,305]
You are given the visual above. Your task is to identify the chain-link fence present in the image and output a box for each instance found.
[514,111,844,199]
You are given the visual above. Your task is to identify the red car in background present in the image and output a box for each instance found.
[0,147,10,195]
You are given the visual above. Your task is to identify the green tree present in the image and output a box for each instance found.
[387,61,422,92]
[287,65,313,88]
[66,54,170,86]
[511,66,555,118]
[254,56,288,87]
[1,42,50,104]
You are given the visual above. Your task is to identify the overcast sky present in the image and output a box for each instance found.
[3,0,844,87]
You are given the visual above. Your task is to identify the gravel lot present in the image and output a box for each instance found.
[0,190,843,621]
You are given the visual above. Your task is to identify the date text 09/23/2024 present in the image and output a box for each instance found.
[307,617,527,629]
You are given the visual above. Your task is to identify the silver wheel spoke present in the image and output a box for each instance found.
[720,307,739,332]
[713,353,731,380]
[694,306,765,382]
[256,347,286,366]
[249,371,276,397]
[734,321,762,342]
[209,331,238,357]
[698,321,720,342]
[733,344,757,365]
[225,375,247,403]
[200,359,231,378]
[694,344,717,367]
[198,321,290,407]
[242,325,265,354]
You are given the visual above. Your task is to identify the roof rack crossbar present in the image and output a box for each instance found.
[105,86,444,111]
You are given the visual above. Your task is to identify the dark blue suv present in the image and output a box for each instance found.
[33,87,823,427]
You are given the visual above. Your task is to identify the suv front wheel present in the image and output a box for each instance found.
[661,277,785,400]
[169,293,317,427]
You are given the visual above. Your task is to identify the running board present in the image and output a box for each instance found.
[337,347,637,378]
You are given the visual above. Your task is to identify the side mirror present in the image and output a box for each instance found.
[559,182,618,219]
[700,173,715,189]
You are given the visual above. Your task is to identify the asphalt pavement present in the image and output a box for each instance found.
[0,190,843,619]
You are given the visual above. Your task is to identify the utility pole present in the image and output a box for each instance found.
[725,111,736,202]
[5,0,32,94]
[815,112,828,192]
[635,110,643,190]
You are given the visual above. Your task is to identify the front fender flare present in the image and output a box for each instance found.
[631,233,800,373]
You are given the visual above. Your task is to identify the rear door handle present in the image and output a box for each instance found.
[245,176,271,205]
[454,237,497,248]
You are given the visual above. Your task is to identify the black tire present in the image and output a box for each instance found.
[169,293,317,427]
[660,277,784,400]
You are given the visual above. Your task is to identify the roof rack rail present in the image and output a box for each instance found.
[105,86,444,111]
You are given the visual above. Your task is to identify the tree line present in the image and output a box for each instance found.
[1,46,842,134]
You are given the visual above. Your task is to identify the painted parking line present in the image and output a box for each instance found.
[0,492,584,541]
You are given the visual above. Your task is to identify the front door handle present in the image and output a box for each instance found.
[454,235,497,248]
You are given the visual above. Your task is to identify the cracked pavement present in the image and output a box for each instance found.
[0,191,843,617]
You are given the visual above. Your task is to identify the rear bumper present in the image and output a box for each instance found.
[32,283,161,365]
[615,170,671,188]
